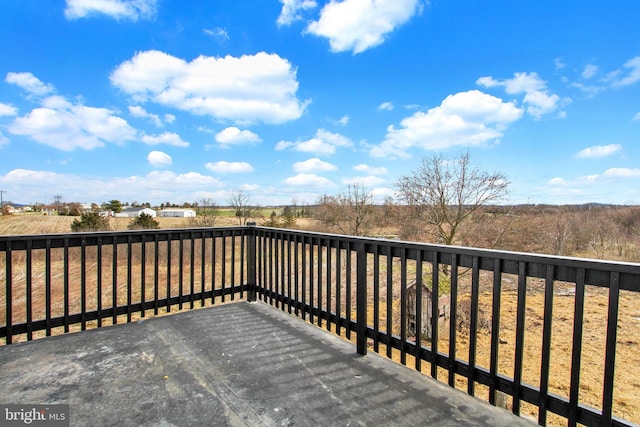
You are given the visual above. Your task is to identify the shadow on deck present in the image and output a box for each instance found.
[0,302,534,426]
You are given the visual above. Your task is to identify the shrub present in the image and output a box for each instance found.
[71,212,110,232]
[128,213,159,230]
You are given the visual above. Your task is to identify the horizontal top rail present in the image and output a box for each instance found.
[0,226,247,251]
[253,227,640,291]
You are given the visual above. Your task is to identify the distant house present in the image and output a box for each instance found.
[407,279,451,340]
[158,208,196,218]
[115,207,157,218]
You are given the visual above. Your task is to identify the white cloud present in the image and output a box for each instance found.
[0,103,17,116]
[477,72,561,119]
[353,164,387,175]
[292,158,337,173]
[554,57,566,70]
[203,27,230,43]
[306,0,423,54]
[608,56,640,88]
[633,112,640,122]
[342,175,385,187]
[370,90,523,158]
[581,64,598,79]
[570,82,604,98]
[5,72,54,97]
[163,114,176,124]
[0,132,8,147]
[277,0,317,26]
[9,96,137,151]
[129,105,164,127]
[276,128,352,155]
[603,168,640,178]
[337,115,350,126]
[215,127,262,146]
[0,168,223,205]
[548,177,567,185]
[141,132,189,147]
[576,144,621,159]
[110,50,308,124]
[378,101,394,111]
[147,150,172,167]
[205,161,254,173]
[284,173,335,188]
[64,0,157,21]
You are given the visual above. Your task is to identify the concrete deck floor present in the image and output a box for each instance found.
[0,302,535,426]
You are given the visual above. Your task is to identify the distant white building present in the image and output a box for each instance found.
[158,208,196,218]
[115,207,157,218]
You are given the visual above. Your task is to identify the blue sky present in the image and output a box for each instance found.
[1,0,639,207]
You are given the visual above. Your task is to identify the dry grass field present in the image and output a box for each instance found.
[1,213,639,425]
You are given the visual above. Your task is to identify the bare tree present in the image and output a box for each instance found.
[316,184,375,236]
[395,152,509,246]
[228,190,259,225]
[189,198,219,227]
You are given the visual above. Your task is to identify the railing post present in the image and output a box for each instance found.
[246,222,257,302]
[356,242,367,355]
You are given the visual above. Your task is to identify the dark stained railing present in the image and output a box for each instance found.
[0,227,248,342]
[2,225,640,427]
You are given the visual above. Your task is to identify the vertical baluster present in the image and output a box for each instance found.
[373,245,380,352]
[64,237,70,331]
[166,233,172,313]
[489,258,502,404]
[386,250,393,359]
[45,239,52,335]
[81,237,87,329]
[4,241,12,344]
[468,256,480,396]
[400,247,407,365]
[309,239,314,324]
[430,251,439,378]
[335,241,342,335]
[346,241,352,340]
[178,233,184,310]
[268,235,274,305]
[26,240,33,340]
[512,261,528,415]
[294,235,300,316]
[127,235,132,322]
[257,234,263,302]
[287,234,292,314]
[356,242,367,356]
[415,249,422,373]
[141,234,147,317]
[153,234,159,315]
[97,237,103,327]
[301,237,307,320]
[538,264,555,424]
[602,271,620,426]
[281,234,286,311]
[201,233,206,305]
[326,239,332,330]
[211,235,217,304]
[231,233,236,301]
[240,231,245,300]
[448,253,459,387]
[317,238,323,327]
[190,232,195,308]
[568,268,586,426]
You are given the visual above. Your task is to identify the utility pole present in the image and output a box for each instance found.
[0,190,6,216]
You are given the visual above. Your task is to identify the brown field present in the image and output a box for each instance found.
[1,213,639,425]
